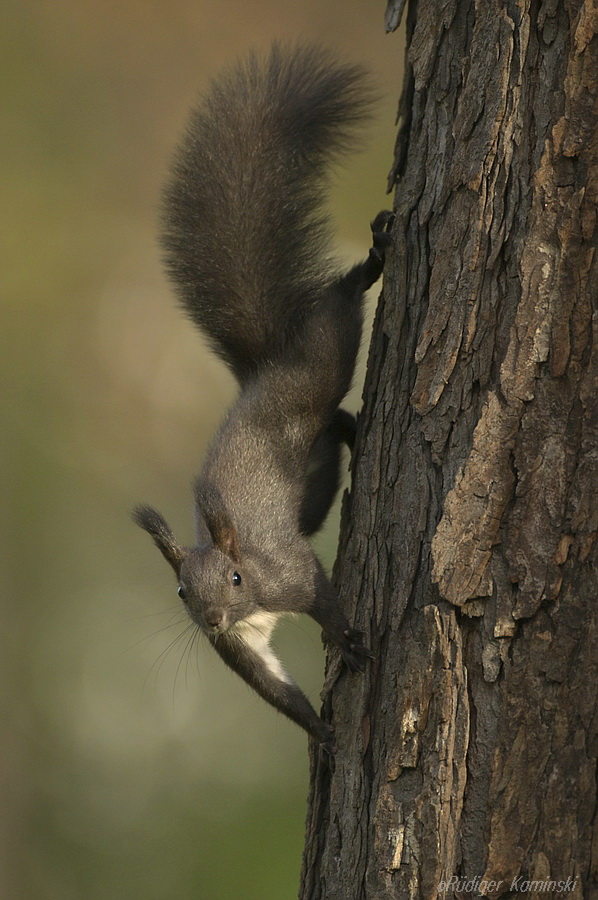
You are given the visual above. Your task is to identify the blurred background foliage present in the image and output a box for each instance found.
[1,1,400,897]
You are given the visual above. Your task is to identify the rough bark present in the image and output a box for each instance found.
[300,2,598,898]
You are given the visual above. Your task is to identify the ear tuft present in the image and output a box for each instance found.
[132,504,186,576]
[194,482,240,562]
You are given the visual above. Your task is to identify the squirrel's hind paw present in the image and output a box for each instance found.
[370,209,395,254]
[371,208,395,234]
[341,628,375,673]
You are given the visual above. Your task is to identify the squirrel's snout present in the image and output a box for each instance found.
[203,608,226,632]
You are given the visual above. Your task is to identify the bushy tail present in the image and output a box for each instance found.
[161,43,372,384]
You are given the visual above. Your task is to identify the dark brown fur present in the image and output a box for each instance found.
[134,45,392,752]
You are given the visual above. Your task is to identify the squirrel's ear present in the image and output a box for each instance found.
[198,507,239,561]
[133,505,186,577]
[194,482,240,562]
[209,516,240,562]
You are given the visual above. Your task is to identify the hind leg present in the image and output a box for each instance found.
[299,409,356,536]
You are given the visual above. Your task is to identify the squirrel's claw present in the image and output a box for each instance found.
[314,723,337,760]
[366,209,395,271]
[319,736,337,758]
[371,209,395,240]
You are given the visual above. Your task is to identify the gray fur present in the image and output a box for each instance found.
[134,45,392,751]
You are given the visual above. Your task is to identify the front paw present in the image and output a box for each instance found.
[319,736,337,758]
[314,723,337,757]
[341,628,375,674]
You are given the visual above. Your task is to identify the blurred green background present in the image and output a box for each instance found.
[1,2,400,897]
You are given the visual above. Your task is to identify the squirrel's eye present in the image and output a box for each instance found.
[232,571,242,586]
[177,585,187,601]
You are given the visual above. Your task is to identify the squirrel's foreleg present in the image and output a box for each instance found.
[210,619,336,752]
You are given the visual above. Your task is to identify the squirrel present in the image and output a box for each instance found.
[133,44,393,754]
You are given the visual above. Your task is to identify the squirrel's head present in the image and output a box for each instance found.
[133,503,255,634]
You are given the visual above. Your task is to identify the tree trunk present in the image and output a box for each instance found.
[300,2,598,898]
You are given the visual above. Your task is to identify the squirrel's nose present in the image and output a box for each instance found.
[205,609,225,629]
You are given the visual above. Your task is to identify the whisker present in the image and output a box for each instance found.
[141,622,196,704]
[121,611,188,657]
[187,627,204,688]
[282,616,321,649]
[122,605,181,623]
[173,624,202,704]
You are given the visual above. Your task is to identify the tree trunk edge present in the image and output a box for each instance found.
[300,2,597,898]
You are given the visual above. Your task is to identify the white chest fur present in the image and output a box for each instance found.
[231,611,292,684]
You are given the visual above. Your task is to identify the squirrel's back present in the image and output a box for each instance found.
[161,44,372,383]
